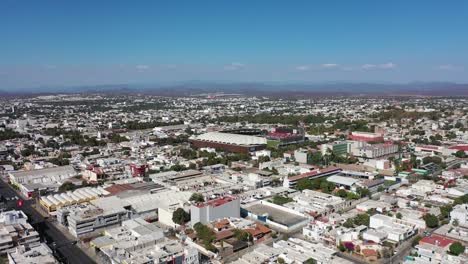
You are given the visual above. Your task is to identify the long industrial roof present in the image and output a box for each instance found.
[326,175,360,186]
[190,132,267,146]
[40,187,109,207]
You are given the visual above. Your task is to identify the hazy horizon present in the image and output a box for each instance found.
[1,1,468,90]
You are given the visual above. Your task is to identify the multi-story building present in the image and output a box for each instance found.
[190,197,240,226]
[350,141,398,158]
[450,204,468,227]
[369,214,417,243]
[0,210,40,254]
[57,201,131,238]
[286,189,349,217]
[320,141,351,156]
[7,243,57,264]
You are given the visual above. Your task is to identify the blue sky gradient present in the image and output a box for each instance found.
[1,0,468,89]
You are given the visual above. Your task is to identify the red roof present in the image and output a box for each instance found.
[420,235,455,248]
[267,132,301,138]
[417,145,441,150]
[215,229,234,241]
[362,249,378,257]
[448,145,468,151]
[213,219,231,229]
[244,223,271,237]
[195,196,237,208]
[288,166,341,182]
[104,184,136,195]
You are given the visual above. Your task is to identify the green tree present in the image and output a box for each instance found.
[271,177,282,187]
[354,213,370,226]
[189,193,205,203]
[346,191,360,200]
[270,195,294,205]
[449,242,465,256]
[193,223,215,244]
[343,218,354,228]
[305,258,317,264]
[320,181,335,193]
[454,150,467,158]
[58,182,75,192]
[454,194,468,205]
[396,212,402,219]
[172,208,190,225]
[296,178,313,191]
[233,229,253,242]
[335,189,347,198]
[412,235,422,247]
[423,214,439,228]
[440,205,453,219]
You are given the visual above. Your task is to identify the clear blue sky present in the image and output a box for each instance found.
[1,0,468,89]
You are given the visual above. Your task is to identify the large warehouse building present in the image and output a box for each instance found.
[189,131,267,153]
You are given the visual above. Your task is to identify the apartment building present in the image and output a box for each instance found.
[0,210,40,254]
[191,197,240,226]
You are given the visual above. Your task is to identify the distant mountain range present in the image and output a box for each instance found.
[1,82,468,97]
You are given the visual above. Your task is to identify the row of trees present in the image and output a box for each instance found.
[343,213,370,228]
[0,129,27,141]
[124,120,183,130]
[215,113,328,125]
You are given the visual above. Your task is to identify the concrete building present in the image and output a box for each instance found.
[100,237,199,264]
[57,199,131,238]
[283,167,342,188]
[326,175,360,191]
[189,132,267,153]
[190,197,240,226]
[7,243,57,264]
[350,141,398,158]
[320,141,351,156]
[0,210,40,254]
[243,200,310,232]
[89,217,179,263]
[356,200,392,213]
[8,165,78,199]
[450,204,468,227]
[369,214,417,243]
[286,189,349,217]
[232,237,352,264]
[415,235,457,263]
[39,187,107,213]
[294,149,309,164]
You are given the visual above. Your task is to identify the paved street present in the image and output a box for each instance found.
[0,178,96,264]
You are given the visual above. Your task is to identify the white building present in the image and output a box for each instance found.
[369,214,417,242]
[190,197,240,226]
[57,198,131,238]
[286,189,349,217]
[0,211,40,254]
[100,238,199,264]
[9,165,77,186]
[7,243,57,264]
[356,200,392,213]
[450,204,468,227]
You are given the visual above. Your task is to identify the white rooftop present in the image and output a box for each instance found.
[191,132,267,146]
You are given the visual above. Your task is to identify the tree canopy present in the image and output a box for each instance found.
[189,193,205,203]
[172,208,190,225]
[449,242,465,256]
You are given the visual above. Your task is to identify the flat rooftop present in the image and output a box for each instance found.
[247,203,307,227]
